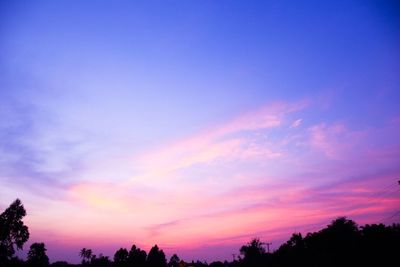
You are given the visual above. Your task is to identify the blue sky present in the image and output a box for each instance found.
[1,0,400,263]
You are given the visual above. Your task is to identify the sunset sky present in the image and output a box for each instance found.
[1,0,400,263]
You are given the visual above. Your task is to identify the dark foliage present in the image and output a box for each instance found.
[274,217,400,267]
[90,254,112,267]
[0,199,30,264]
[188,260,208,267]
[3,256,26,267]
[27,242,49,267]
[240,238,268,267]
[168,254,180,267]
[208,261,224,267]
[147,245,167,267]
[128,245,147,267]
[114,248,128,267]
[79,248,93,265]
[50,261,72,267]
[359,223,400,267]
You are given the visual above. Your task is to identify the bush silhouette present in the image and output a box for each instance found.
[27,242,49,267]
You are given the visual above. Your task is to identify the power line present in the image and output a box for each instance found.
[380,180,400,224]
[259,242,273,253]
[345,180,399,218]
[382,210,400,223]
[264,242,272,253]
[293,179,400,235]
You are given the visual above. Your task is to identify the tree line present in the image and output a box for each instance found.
[1,199,399,267]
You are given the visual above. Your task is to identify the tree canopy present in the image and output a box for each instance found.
[0,199,30,263]
[114,248,128,266]
[147,245,167,267]
[128,244,147,267]
[27,242,49,267]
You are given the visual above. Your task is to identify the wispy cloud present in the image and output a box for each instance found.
[290,118,303,128]
[56,100,400,255]
[131,101,306,185]
[3,98,399,262]
[0,99,90,200]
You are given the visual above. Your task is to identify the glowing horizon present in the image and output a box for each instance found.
[1,0,399,264]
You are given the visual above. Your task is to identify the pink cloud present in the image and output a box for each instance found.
[307,123,365,159]
[23,99,400,263]
[290,118,303,128]
[130,101,307,186]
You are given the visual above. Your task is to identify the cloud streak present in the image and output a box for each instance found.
[43,100,399,261]
[2,99,399,263]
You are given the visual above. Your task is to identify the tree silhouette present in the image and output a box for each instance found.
[276,233,306,267]
[79,248,93,265]
[79,248,86,261]
[208,261,224,267]
[0,199,30,264]
[168,254,180,267]
[128,244,147,267]
[147,245,167,267]
[240,238,267,267]
[27,242,49,267]
[303,217,360,267]
[114,248,128,266]
[50,261,69,267]
[272,217,400,267]
[90,253,111,267]
[360,223,400,267]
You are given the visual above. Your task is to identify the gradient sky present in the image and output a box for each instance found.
[1,0,400,263]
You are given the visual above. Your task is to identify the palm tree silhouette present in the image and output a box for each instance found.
[79,248,93,264]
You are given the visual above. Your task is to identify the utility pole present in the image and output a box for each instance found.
[265,242,272,253]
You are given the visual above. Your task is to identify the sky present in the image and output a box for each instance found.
[1,0,400,263]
